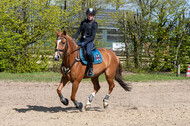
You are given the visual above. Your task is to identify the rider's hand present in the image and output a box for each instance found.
[80,42,86,47]
[76,42,81,46]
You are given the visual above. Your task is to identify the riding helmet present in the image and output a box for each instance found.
[86,8,96,15]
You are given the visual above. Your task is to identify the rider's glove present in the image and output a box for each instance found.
[77,42,86,47]
[80,42,86,47]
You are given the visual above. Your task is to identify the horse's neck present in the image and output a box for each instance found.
[62,35,78,66]
[66,35,78,53]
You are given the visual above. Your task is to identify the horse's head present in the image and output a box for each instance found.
[54,29,68,61]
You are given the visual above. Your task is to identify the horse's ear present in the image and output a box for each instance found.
[55,29,59,35]
[62,29,67,36]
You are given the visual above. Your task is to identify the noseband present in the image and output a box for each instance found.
[55,36,68,56]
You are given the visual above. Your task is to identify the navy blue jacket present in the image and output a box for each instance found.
[74,19,98,44]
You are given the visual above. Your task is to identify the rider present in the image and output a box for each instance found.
[73,8,98,77]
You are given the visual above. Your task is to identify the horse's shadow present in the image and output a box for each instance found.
[13,105,103,113]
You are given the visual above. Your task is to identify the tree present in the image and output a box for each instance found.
[149,0,188,72]
[110,0,190,73]
[111,0,155,70]
[169,9,190,74]
[0,0,82,72]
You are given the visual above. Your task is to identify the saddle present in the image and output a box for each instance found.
[80,47,103,65]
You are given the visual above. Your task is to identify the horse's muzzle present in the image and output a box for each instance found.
[54,52,61,61]
[54,56,60,61]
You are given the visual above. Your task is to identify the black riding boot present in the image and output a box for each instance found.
[87,54,94,77]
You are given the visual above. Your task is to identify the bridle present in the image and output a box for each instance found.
[55,36,68,56]
[55,36,80,76]
[55,36,80,57]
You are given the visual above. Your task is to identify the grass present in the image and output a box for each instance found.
[124,73,190,82]
[0,72,106,83]
[0,72,61,83]
[0,72,189,83]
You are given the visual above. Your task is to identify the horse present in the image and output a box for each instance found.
[54,29,131,110]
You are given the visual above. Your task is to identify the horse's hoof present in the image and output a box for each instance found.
[103,101,109,109]
[84,103,91,111]
[61,98,69,106]
[76,102,83,110]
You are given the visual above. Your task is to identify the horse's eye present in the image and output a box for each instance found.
[62,42,65,44]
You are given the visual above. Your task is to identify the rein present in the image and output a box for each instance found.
[55,36,80,76]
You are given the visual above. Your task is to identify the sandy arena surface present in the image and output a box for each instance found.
[0,79,190,126]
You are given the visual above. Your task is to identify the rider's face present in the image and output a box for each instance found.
[87,14,94,20]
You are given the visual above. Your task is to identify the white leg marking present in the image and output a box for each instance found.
[103,94,110,109]
[85,92,96,110]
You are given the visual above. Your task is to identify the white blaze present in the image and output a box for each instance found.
[57,39,61,49]
[54,39,61,58]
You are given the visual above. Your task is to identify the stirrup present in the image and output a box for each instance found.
[87,68,94,77]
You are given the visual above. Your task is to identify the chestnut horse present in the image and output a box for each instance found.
[54,30,131,110]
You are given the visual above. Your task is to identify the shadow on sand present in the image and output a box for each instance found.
[13,105,104,113]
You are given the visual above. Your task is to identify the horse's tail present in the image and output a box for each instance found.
[115,62,131,91]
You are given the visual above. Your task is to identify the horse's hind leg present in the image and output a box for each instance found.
[85,76,101,109]
[103,70,115,109]
[57,76,69,106]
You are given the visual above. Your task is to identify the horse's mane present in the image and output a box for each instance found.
[64,35,78,51]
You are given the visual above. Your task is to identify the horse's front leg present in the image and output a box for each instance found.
[71,81,83,110]
[57,76,69,106]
